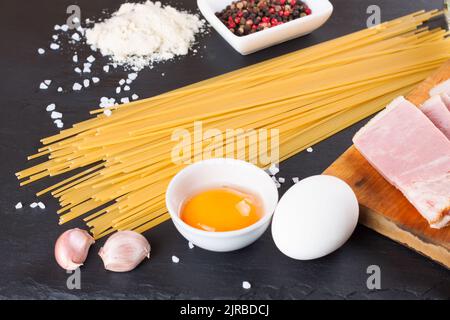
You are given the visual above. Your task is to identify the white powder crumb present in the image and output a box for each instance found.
[120,97,130,104]
[44,80,51,86]
[128,73,138,81]
[268,163,279,175]
[72,54,78,63]
[306,147,314,153]
[116,87,121,94]
[15,202,23,209]
[103,65,110,72]
[119,79,126,85]
[188,242,194,249]
[39,82,48,90]
[30,202,38,208]
[55,121,64,128]
[74,67,82,73]
[278,177,285,183]
[124,85,130,91]
[161,72,165,76]
[131,94,139,100]
[126,79,132,84]
[37,202,46,209]
[83,79,90,87]
[46,103,56,111]
[38,48,45,55]
[103,109,112,117]
[87,55,95,63]
[52,35,58,40]
[242,281,251,290]
[51,111,62,119]
[92,77,100,84]
[171,255,180,263]
[54,24,61,31]
[73,82,82,91]
[57,87,63,92]
[85,1,206,70]
[292,177,300,183]
[50,43,60,50]
[60,24,69,32]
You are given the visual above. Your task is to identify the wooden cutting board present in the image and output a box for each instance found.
[324,60,450,268]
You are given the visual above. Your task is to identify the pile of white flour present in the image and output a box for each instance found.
[86,1,205,70]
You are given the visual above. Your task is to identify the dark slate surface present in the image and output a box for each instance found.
[0,0,449,300]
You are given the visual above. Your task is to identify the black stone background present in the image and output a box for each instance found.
[0,0,449,299]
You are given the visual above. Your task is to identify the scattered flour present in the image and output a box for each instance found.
[86,1,205,70]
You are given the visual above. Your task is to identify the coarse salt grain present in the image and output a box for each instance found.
[57,87,63,92]
[83,79,90,87]
[120,97,130,104]
[50,43,60,50]
[38,48,45,54]
[278,177,285,183]
[54,24,61,30]
[87,55,95,63]
[188,242,194,249]
[74,67,82,73]
[51,111,62,119]
[73,82,82,91]
[171,255,180,263]
[15,202,23,209]
[292,177,300,183]
[92,77,100,84]
[61,24,69,32]
[306,147,314,153]
[119,79,126,85]
[52,35,58,40]
[73,54,78,63]
[46,103,56,111]
[131,94,139,100]
[116,87,121,94]
[37,202,46,209]
[30,202,38,208]
[103,65,110,72]
[39,82,48,90]
[44,80,52,86]
[242,281,251,290]
[268,163,279,175]
[124,85,130,91]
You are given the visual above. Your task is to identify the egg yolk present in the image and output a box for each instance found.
[180,187,263,232]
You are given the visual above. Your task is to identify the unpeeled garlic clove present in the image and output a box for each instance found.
[54,228,94,270]
[99,231,150,272]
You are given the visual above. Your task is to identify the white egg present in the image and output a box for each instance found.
[271,175,359,260]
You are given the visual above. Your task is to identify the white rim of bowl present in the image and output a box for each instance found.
[166,158,279,238]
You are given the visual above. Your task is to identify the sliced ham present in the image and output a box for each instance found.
[429,79,450,96]
[420,95,450,139]
[442,93,450,111]
[353,96,450,228]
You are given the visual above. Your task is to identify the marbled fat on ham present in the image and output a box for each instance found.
[353,96,450,228]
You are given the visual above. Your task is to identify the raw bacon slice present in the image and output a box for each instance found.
[421,95,450,139]
[442,93,450,111]
[353,96,450,228]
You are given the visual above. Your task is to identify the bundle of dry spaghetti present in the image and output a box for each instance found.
[17,10,450,239]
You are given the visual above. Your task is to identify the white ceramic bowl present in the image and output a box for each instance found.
[197,0,333,55]
[166,158,279,252]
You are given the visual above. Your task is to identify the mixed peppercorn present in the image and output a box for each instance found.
[216,0,312,36]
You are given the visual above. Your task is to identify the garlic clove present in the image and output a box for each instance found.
[99,231,150,272]
[54,228,95,270]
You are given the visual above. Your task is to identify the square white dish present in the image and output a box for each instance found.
[197,0,333,55]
